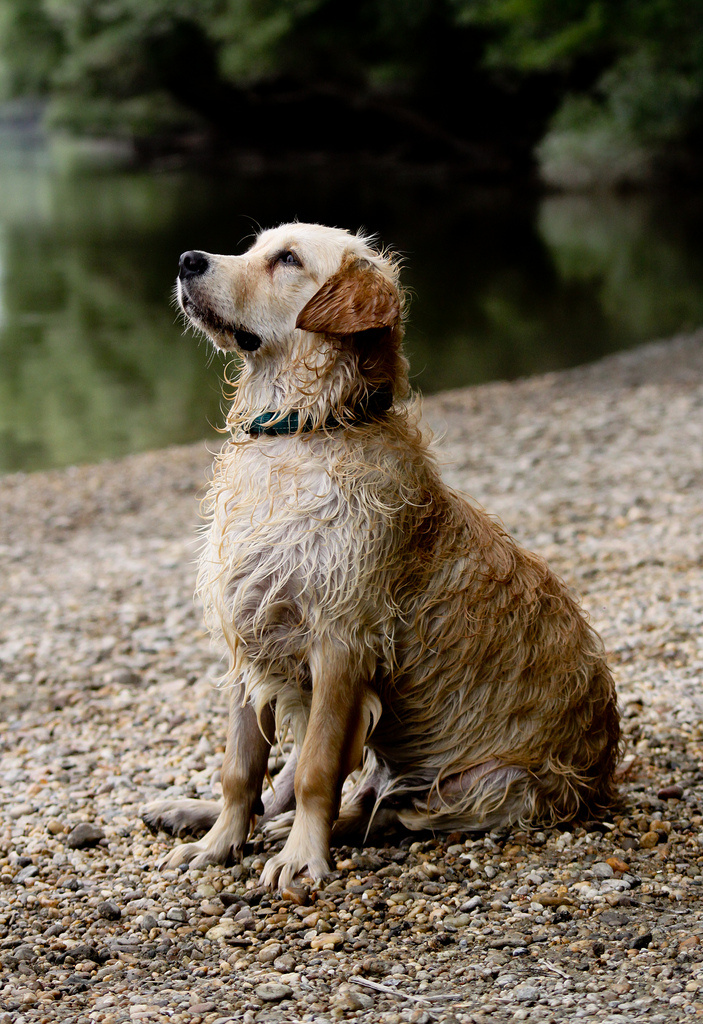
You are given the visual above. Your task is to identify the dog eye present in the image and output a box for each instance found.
[275,250,302,267]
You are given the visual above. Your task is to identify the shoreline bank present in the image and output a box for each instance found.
[1,331,702,1021]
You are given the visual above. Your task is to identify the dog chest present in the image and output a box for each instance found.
[201,441,388,651]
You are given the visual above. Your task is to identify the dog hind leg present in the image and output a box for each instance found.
[332,756,399,841]
[399,760,530,833]
[143,746,299,840]
[262,759,400,845]
[142,798,221,837]
[258,746,299,832]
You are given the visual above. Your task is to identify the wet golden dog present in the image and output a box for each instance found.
[143,223,620,889]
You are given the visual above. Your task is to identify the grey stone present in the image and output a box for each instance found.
[255,982,293,1002]
[15,864,39,882]
[514,985,540,1002]
[66,823,106,849]
[12,944,37,962]
[97,899,121,920]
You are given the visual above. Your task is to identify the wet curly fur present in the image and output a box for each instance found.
[142,222,620,888]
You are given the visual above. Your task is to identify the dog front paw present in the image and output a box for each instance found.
[154,803,252,871]
[260,848,330,890]
[260,818,330,889]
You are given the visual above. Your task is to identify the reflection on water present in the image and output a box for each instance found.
[1,138,703,473]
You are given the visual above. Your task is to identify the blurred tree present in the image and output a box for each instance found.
[0,0,557,172]
[1,0,701,182]
[0,0,64,97]
[454,0,703,184]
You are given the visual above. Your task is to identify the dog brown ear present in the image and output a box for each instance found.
[296,257,400,335]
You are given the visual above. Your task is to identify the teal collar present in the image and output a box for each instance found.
[247,388,393,437]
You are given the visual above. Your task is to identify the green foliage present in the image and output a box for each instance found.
[209,0,444,91]
[1,0,222,137]
[0,0,702,181]
[451,0,608,71]
[0,0,456,140]
[455,0,703,183]
[212,0,325,83]
[538,45,703,186]
[537,94,651,189]
[0,0,64,97]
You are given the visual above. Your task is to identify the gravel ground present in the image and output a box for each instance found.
[1,331,703,1024]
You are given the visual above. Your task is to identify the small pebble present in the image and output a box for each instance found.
[359,956,389,976]
[12,945,37,963]
[606,856,629,873]
[257,942,283,963]
[255,983,293,1002]
[592,862,614,879]
[514,985,540,1003]
[310,931,345,950]
[657,783,684,800]
[66,823,106,849]
[333,986,374,1011]
[97,899,121,920]
[15,864,39,883]
[281,884,310,905]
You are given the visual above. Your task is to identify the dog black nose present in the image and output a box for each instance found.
[179,251,209,279]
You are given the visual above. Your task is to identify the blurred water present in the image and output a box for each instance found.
[2,136,703,473]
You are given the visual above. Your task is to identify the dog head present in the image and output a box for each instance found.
[177,223,409,412]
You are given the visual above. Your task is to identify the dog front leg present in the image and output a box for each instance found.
[260,646,374,889]
[159,681,273,869]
